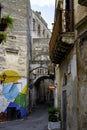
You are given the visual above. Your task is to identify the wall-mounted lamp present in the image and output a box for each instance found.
[0,73,6,84]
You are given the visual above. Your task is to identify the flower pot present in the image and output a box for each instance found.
[48,121,61,130]
[0,24,7,31]
[0,18,8,31]
[1,18,8,25]
[0,15,14,31]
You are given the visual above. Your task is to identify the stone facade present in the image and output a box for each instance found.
[49,0,87,130]
[29,11,52,108]
[75,1,87,130]
[0,0,32,119]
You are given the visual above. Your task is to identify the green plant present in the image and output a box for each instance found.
[48,106,61,122]
[48,114,58,122]
[48,107,58,114]
[0,15,14,44]
[0,31,7,43]
[48,107,58,122]
[1,15,14,29]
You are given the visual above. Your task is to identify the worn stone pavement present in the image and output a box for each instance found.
[0,105,48,130]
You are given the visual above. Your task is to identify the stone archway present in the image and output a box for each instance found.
[33,75,54,105]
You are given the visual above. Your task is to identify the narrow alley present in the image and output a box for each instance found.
[0,0,87,130]
[0,105,48,130]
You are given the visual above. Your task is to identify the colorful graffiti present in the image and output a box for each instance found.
[2,83,19,99]
[0,70,27,120]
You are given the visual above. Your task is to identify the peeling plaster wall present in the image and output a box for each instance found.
[75,1,87,129]
[59,46,77,130]
[77,40,87,130]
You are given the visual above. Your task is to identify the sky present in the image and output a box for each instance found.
[30,0,55,30]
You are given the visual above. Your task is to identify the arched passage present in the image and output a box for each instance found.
[34,75,53,86]
[31,75,54,105]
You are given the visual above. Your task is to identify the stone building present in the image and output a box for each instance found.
[49,0,87,130]
[31,10,51,65]
[29,11,53,108]
[75,1,87,130]
[0,0,32,120]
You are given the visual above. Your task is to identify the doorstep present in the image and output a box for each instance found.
[48,121,61,130]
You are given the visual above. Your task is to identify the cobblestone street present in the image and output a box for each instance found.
[0,105,48,130]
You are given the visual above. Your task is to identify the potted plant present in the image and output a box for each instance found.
[48,106,61,130]
[0,31,7,44]
[0,15,14,31]
[48,107,58,122]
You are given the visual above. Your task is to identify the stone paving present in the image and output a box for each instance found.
[0,105,48,130]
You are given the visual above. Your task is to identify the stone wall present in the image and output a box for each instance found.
[77,41,87,130]
[75,0,87,129]
[59,46,77,130]
[0,0,29,76]
[0,0,31,119]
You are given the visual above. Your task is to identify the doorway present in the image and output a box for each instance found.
[62,90,67,130]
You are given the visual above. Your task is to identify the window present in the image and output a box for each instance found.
[47,34,49,38]
[65,0,74,32]
[43,29,45,36]
[38,24,41,36]
[63,73,67,86]
[33,18,35,31]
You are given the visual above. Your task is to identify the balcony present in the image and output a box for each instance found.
[78,0,87,6]
[49,9,74,64]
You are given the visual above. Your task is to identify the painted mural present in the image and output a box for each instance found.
[0,70,27,121]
